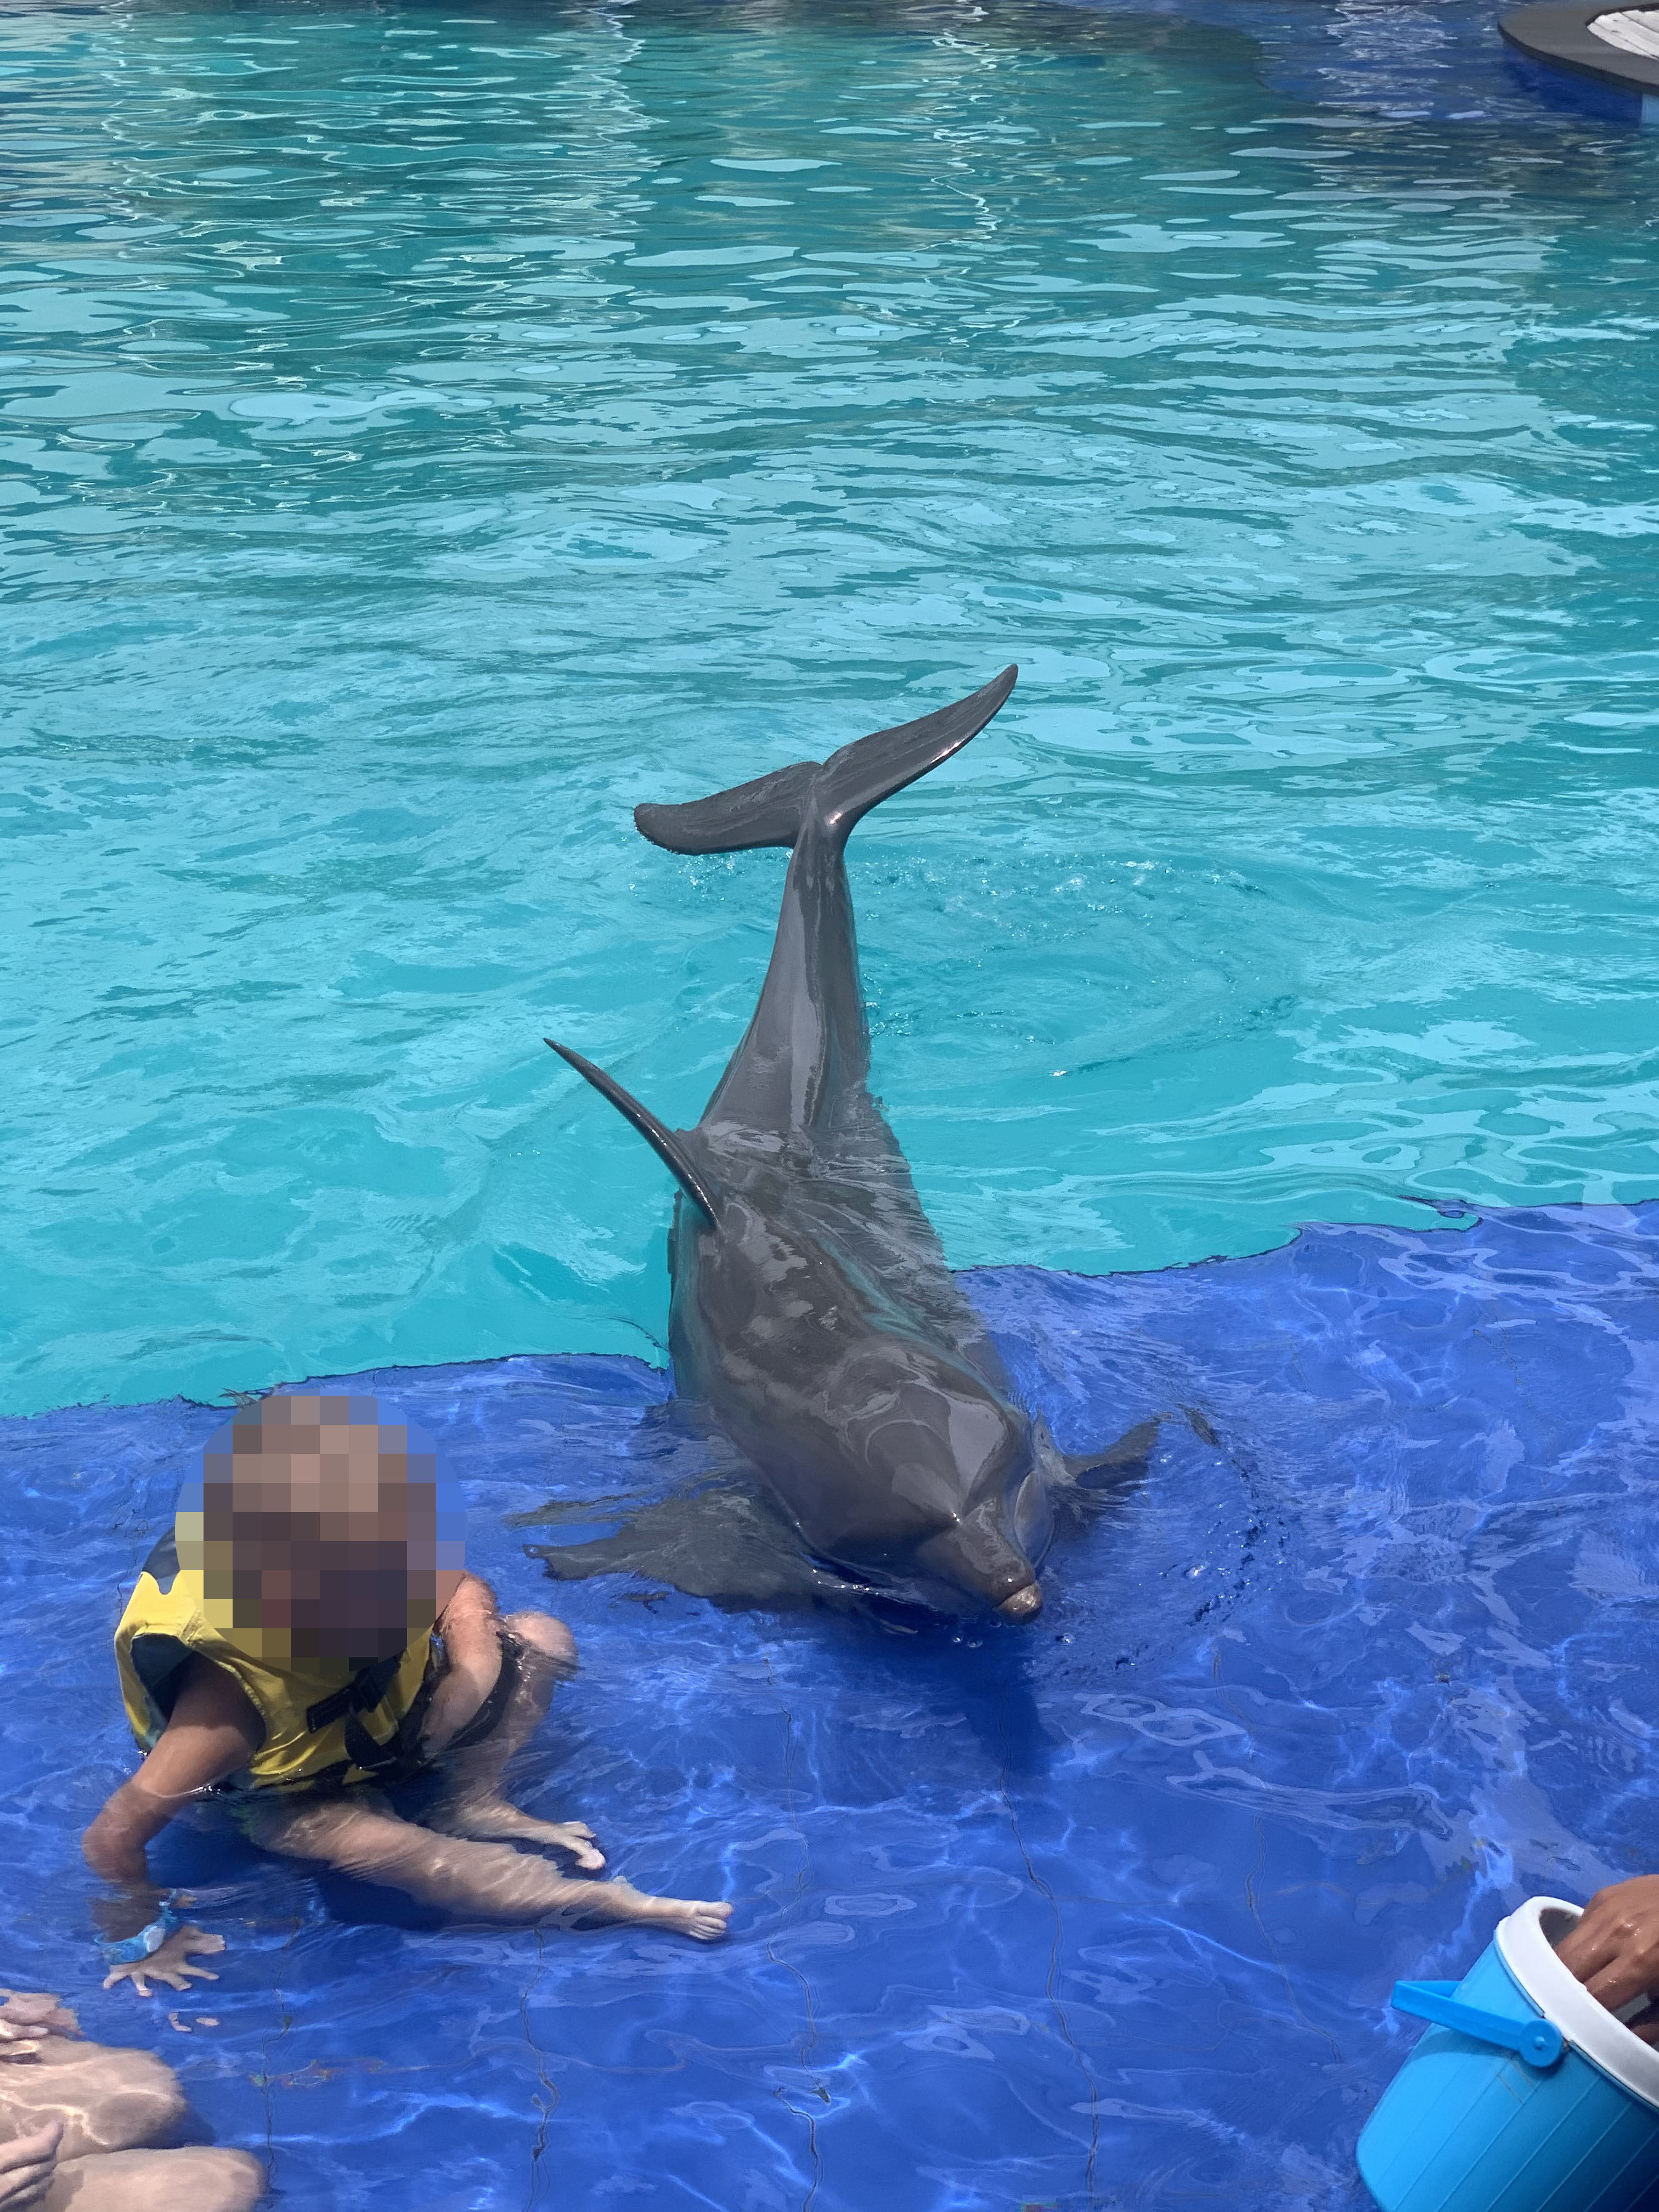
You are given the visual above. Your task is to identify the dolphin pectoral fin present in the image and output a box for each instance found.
[1061,1417,1161,1489]
[523,1475,868,1610]
[1041,1417,1161,1542]
[814,664,1017,847]
[545,1040,721,1225]
[635,759,822,856]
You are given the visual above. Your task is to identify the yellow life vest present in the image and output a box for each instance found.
[114,1527,435,1793]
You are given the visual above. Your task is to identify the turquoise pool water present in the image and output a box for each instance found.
[5,0,1659,1419]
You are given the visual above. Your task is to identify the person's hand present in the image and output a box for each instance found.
[101,1925,225,1998]
[1555,1877,1659,2038]
[0,2118,63,2211]
[0,1993,80,2061]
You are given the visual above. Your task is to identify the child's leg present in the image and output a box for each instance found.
[428,1611,606,1869]
[42,2145,264,2212]
[0,2043,265,2210]
[248,1790,730,1942]
[0,2042,185,2160]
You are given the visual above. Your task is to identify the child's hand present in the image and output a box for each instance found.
[0,1991,81,2061]
[1556,1877,1659,2030]
[101,1925,225,1999]
[0,2118,62,2211]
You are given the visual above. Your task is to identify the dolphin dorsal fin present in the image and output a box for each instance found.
[545,1040,721,1225]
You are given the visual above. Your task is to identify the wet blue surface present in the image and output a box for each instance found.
[5,1200,1657,2210]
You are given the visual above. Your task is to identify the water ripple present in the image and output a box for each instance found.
[3,3,1658,1429]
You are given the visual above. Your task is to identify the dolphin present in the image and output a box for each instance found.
[544,668,1137,1622]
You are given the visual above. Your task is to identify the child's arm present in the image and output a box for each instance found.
[82,1656,262,1994]
[422,1571,506,1756]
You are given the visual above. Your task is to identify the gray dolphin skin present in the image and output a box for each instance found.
[546,667,1103,1623]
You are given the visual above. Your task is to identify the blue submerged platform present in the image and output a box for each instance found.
[4,1201,1657,2211]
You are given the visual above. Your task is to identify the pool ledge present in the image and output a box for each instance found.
[1500,1,1659,119]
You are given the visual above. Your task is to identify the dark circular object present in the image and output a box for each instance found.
[1500,1,1659,117]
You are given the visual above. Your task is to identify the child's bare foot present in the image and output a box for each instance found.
[661,1898,733,1943]
[600,1883,732,1943]
[427,1799,606,1871]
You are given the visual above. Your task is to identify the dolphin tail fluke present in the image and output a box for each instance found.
[545,1040,721,1224]
[812,664,1017,849]
[635,760,820,855]
[632,666,1017,857]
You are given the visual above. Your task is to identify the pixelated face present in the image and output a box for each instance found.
[176,1395,466,1669]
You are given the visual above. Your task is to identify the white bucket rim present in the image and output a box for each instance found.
[1496,1895,1659,2109]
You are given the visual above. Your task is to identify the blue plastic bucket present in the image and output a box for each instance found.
[1358,1897,1659,2212]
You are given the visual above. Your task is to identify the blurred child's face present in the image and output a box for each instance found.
[182,1395,464,1668]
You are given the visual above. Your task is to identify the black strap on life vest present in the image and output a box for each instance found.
[305,1651,405,1737]
[341,1706,414,1776]
[302,1642,440,1782]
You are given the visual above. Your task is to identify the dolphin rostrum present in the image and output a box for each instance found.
[545,668,1136,1622]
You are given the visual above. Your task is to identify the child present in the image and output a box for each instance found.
[83,1394,730,1991]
